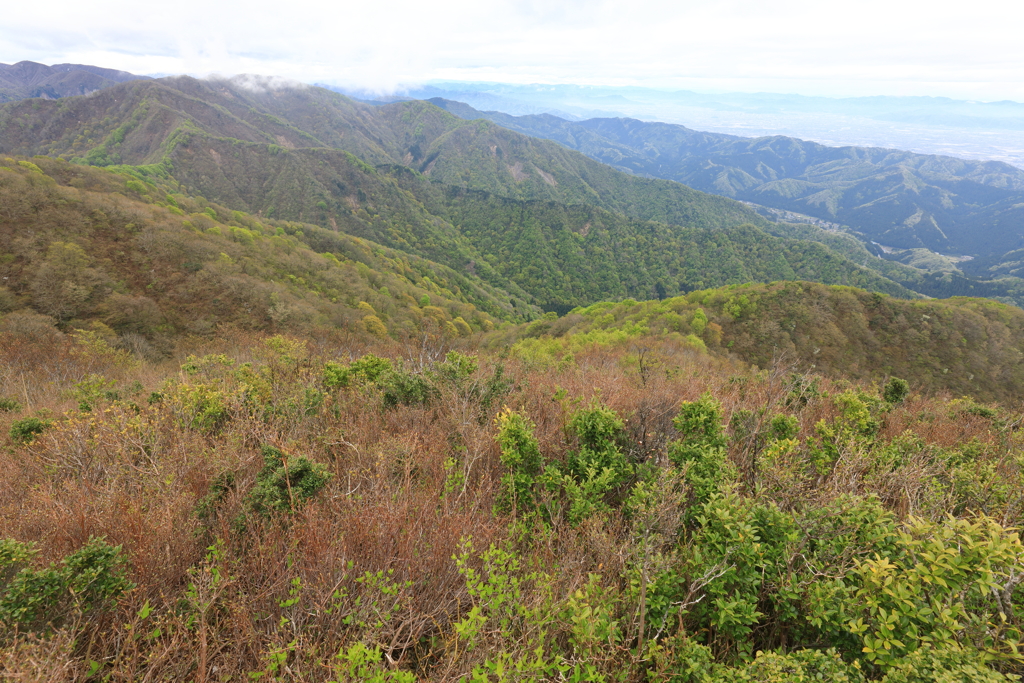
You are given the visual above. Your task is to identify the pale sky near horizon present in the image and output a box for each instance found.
[3,0,1021,102]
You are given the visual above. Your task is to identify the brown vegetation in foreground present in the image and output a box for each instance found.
[0,322,1022,681]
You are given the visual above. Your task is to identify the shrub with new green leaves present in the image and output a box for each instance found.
[323,354,394,389]
[848,515,1024,668]
[668,393,736,512]
[716,648,865,682]
[245,445,332,517]
[0,539,35,591]
[495,409,544,515]
[883,377,910,404]
[687,493,797,656]
[555,404,633,524]
[168,383,230,434]
[769,414,799,441]
[9,417,53,444]
[0,397,22,413]
[378,368,433,409]
[435,351,478,387]
[0,537,133,632]
[879,647,1014,683]
[811,390,882,475]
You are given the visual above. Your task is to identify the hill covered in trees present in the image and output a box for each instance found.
[0,61,145,103]
[0,155,524,349]
[430,99,1024,280]
[0,74,947,309]
[4,155,1024,402]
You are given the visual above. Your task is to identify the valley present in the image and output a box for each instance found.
[1,65,1023,682]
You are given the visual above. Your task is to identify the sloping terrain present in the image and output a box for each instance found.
[0,77,767,231]
[0,76,932,310]
[0,61,145,103]
[513,282,1024,403]
[0,156,525,350]
[430,99,1024,272]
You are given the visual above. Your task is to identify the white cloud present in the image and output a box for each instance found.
[1,0,1022,100]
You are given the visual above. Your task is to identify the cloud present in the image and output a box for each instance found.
[1,0,1022,100]
[218,74,309,94]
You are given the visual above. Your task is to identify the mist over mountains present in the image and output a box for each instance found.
[359,82,1024,170]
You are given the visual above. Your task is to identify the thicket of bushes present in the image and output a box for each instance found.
[1,321,1022,681]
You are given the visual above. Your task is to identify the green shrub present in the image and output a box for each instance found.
[9,417,52,444]
[769,414,799,441]
[717,648,864,682]
[495,409,544,515]
[556,404,632,524]
[879,648,1014,683]
[332,641,416,682]
[378,369,433,409]
[245,445,332,517]
[0,539,36,591]
[0,397,21,413]
[849,515,1024,667]
[648,633,715,683]
[169,383,230,433]
[0,537,133,632]
[883,377,910,404]
[324,354,393,388]
[668,394,735,512]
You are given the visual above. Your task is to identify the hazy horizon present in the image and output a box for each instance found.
[4,0,1023,102]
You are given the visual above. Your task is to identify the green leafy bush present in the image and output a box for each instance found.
[849,515,1024,668]
[554,404,633,524]
[879,648,1014,683]
[9,417,52,444]
[324,354,393,388]
[495,410,544,516]
[716,648,864,682]
[0,537,133,632]
[245,445,332,517]
[883,377,910,404]
[668,394,735,513]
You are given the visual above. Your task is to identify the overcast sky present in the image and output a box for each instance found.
[3,0,1022,101]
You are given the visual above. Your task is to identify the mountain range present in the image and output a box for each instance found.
[3,67,1024,317]
[0,60,146,103]
[0,73,943,311]
[428,99,1024,276]
[388,81,1024,169]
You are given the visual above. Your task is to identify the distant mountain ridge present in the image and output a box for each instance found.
[0,61,146,103]
[427,99,1024,276]
[0,73,945,311]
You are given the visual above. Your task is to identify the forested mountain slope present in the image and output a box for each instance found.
[0,156,523,350]
[0,77,933,310]
[0,77,766,230]
[431,99,1024,273]
[502,281,1024,403]
[0,60,145,103]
